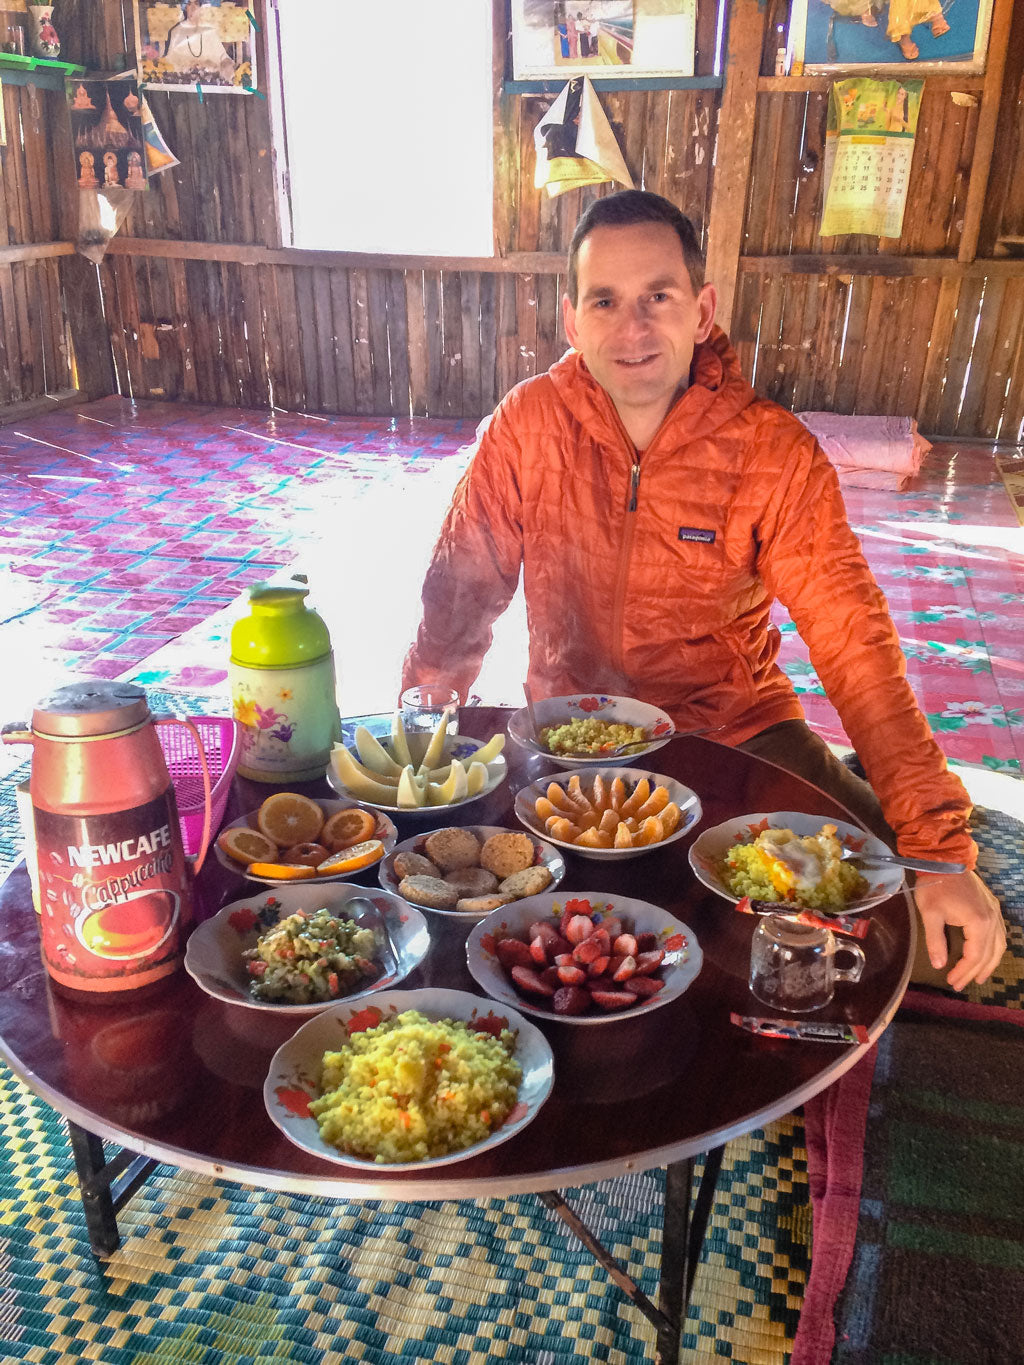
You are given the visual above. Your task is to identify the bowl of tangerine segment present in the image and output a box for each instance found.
[215,791,398,886]
[514,767,702,861]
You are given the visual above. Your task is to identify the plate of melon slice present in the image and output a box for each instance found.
[327,713,507,814]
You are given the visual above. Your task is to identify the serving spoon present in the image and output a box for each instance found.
[345,896,399,977]
[839,847,966,876]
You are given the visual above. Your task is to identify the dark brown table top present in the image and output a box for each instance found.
[0,707,913,1199]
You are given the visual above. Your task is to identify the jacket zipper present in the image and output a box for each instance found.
[610,459,640,676]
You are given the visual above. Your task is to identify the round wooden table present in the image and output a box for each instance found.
[0,707,914,1357]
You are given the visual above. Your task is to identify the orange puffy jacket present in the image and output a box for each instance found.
[404,328,975,867]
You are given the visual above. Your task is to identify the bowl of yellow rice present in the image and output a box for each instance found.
[506,694,675,767]
[263,988,554,1168]
[688,811,904,915]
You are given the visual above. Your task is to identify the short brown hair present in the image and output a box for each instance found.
[566,190,705,305]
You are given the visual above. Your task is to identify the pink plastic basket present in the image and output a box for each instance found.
[157,717,241,858]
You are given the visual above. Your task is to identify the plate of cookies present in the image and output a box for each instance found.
[378,826,566,921]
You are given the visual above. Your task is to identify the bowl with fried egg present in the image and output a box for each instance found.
[687,811,904,915]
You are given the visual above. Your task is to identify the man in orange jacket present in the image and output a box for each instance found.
[403,190,1005,989]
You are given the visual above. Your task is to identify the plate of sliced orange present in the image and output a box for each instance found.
[215,793,398,887]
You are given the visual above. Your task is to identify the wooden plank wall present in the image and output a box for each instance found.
[10,0,1024,438]
[0,81,76,404]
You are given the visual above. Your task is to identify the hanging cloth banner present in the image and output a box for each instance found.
[820,77,923,238]
[140,96,179,176]
[533,76,633,198]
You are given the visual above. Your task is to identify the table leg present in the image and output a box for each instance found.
[538,1145,726,1365]
[66,1120,159,1258]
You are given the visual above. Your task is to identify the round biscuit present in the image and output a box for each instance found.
[423,827,482,872]
[443,866,499,896]
[393,851,439,880]
[398,874,459,910]
[498,864,553,899]
[456,894,513,914]
[479,832,536,880]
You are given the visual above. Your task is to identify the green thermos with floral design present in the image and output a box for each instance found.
[229,583,342,782]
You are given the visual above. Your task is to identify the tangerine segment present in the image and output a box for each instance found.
[257,792,324,846]
[574,827,613,849]
[613,822,633,848]
[660,802,683,836]
[321,806,376,851]
[598,808,619,835]
[248,862,318,880]
[546,782,576,813]
[315,839,384,875]
[217,827,279,865]
[618,778,651,818]
[634,816,665,847]
[635,786,670,821]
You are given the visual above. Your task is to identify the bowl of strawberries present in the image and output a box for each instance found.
[466,893,702,1024]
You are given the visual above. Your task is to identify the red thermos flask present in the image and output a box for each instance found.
[2,682,209,996]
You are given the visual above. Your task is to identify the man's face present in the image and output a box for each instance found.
[562,222,717,437]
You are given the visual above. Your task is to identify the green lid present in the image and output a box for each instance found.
[230,584,332,667]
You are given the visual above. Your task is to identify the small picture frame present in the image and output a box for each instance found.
[511,0,696,82]
[788,0,994,76]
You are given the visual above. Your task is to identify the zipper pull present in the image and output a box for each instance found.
[628,463,640,512]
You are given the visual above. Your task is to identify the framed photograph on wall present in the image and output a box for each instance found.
[135,1,256,93]
[511,0,696,81]
[788,0,994,75]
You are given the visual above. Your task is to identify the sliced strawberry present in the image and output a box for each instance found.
[554,952,575,967]
[553,985,591,1015]
[556,962,586,985]
[623,976,665,998]
[565,914,595,944]
[540,965,562,989]
[613,933,638,958]
[573,937,604,965]
[612,954,637,981]
[598,916,623,941]
[589,927,611,956]
[587,954,610,978]
[636,932,659,953]
[590,989,637,1011]
[495,938,534,970]
[635,949,666,976]
[511,965,556,997]
[529,921,563,950]
[530,936,552,966]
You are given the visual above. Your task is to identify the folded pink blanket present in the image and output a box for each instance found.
[796,412,931,490]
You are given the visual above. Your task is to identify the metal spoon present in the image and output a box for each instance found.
[839,847,966,875]
[345,896,398,977]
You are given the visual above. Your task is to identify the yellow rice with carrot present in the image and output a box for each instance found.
[310,1010,522,1163]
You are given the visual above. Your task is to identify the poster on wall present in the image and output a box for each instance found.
[136,1,256,92]
[68,79,149,192]
[788,0,993,74]
[820,78,923,238]
[512,0,696,81]
[534,77,634,196]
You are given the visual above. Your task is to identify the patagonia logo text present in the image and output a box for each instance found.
[678,527,716,544]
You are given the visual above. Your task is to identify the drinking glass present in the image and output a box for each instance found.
[749,913,865,1013]
[400,685,460,734]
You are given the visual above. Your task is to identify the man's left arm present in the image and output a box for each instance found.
[756,419,1005,985]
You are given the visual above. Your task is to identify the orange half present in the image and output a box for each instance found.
[257,792,324,846]
[247,861,318,881]
[218,827,280,865]
[321,806,377,851]
[315,839,384,875]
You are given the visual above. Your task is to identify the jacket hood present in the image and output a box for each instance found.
[547,326,757,450]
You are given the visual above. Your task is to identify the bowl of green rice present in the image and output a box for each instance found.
[263,988,554,1169]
